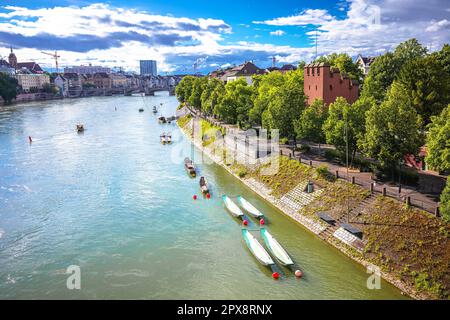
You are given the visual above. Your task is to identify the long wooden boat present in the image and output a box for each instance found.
[199,176,209,194]
[76,124,84,133]
[242,229,274,266]
[237,196,264,219]
[160,133,167,144]
[158,116,166,123]
[184,157,196,177]
[222,195,243,217]
[260,228,294,266]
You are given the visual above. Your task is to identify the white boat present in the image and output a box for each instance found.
[160,133,167,144]
[166,133,172,144]
[242,229,274,266]
[237,196,264,218]
[260,228,294,266]
[222,195,243,217]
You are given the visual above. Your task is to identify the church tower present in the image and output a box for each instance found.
[8,47,17,68]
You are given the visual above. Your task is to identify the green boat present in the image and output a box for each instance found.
[260,228,294,266]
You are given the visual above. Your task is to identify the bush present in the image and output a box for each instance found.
[280,137,289,145]
[297,144,311,153]
[440,179,450,222]
[315,165,334,181]
[324,149,342,161]
[237,168,248,178]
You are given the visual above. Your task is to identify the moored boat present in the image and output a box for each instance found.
[199,176,209,194]
[160,132,167,144]
[76,124,84,133]
[260,228,294,266]
[184,157,196,177]
[153,106,157,114]
[237,196,264,219]
[242,229,274,266]
[166,133,172,144]
[139,108,144,112]
[222,195,243,217]
[158,116,166,123]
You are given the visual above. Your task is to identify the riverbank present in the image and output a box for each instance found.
[177,113,449,300]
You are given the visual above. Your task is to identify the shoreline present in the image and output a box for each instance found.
[178,116,430,300]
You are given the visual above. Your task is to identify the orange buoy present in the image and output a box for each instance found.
[193,195,197,200]
[260,218,265,225]
[243,219,248,226]
[295,270,303,278]
[272,272,279,280]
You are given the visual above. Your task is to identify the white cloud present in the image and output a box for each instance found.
[425,19,450,32]
[270,30,285,36]
[254,9,333,26]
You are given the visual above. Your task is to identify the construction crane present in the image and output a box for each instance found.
[41,51,60,74]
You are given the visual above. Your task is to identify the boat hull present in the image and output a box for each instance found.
[222,195,243,217]
[237,196,264,218]
[242,229,274,266]
[260,228,293,266]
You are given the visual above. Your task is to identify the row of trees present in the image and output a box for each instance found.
[0,73,17,105]
[175,38,450,219]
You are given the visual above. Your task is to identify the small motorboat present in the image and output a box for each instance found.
[76,124,85,133]
[242,229,274,266]
[184,157,196,177]
[260,228,294,266]
[158,116,166,123]
[222,195,243,218]
[166,133,172,144]
[237,196,264,219]
[139,108,144,112]
[199,176,209,194]
[153,106,157,114]
[160,132,167,144]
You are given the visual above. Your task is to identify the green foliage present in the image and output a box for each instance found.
[361,38,428,103]
[175,75,196,103]
[295,98,327,143]
[176,114,192,128]
[323,96,373,165]
[315,165,334,181]
[200,78,224,116]
[314,53,363,80]
[440,179,450,222]
[362,81,423,170]
[0,73,17,104]
[215,78,254,128]
[262,71,306,140]
[188,77,208,111]
[237,168,248,178]
[425,105,450,173]
[249,71,285,126]
[397,53,450,124]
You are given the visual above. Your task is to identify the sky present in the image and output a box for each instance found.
[0,0,449,74]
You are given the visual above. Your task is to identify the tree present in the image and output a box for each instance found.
[314,53,363,80]
[200,78,224,116]
[393,38,428,64]
[397,54,450,124]
[188,77,208,112]
[249,71,285,125]
[434,44,450,74]
[322,97,372,165]
[425,105,450,174]
[175,75,196,104]
[361,38,428,103]
[362,81,423,173]
[295,98,327,144]
[361,52,401,103]
[0,73,17,104]
[262,72,306,143]
[440,179,450,222]
[215,78,254,127]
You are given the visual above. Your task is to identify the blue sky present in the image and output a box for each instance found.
[0,0,449,74]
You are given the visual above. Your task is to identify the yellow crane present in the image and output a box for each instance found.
[41,51,60,74]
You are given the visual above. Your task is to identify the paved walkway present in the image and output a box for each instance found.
[279,145,440,214]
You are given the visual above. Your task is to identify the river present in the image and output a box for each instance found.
[0,94,406,299]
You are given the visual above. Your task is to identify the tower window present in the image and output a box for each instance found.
[329,85,333,91]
